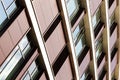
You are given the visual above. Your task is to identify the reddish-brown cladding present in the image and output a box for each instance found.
[110,25,117,51]
[45,22,66,64]
[32,0,59,34]
[79,49,90,77]
[39,72,47,80]
[16,49,39,80]
[111,51,117,74]
[0,9,30,65]
[103,74,107,80]
[0,48,5,65]
[94,24,104,42]
[97,55,105,75]
[89,0,102,15]
[109,0,117,17]
[55,57,73,80]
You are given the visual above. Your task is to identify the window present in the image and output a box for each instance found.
[0,35,32,80]
[80,68,90,80]
[1,0,17,17]
[18,35,31,58]
[109,13,115,27]
[0,48,22,80]
[73,19,84,43]
[92,8,101,29]
[21,61,39,80]
[0,2,7,29]
[75,33,86,57]
[73,20,86,57]
[95,36,103,59]
[0,0,17,31]
[65,0,79,20]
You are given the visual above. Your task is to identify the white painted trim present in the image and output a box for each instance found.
[61,0,79,80]
[24,0,54,80]
[105,0,111,80]
[86,0,97,80]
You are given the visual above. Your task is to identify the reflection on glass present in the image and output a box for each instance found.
[0,2,7,25]
[21,61,39,80]
[6,2,17,17]
[19,36,29,51]
[2,0,14,9]
[66,0,78,20]
[95,36,103,59]
[75,34,85,57]
[92,8,100,29]
[73,25,80,42]
[22,72,31,80]
[109,13,115,27]
[0,50,22,80]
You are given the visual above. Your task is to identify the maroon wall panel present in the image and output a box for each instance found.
[8,20,22,45]
[0,31,14,57]
[45,22,65,64]
[39,72,47,80]
[0,48,5,65]
[55,57,73,80]
[17,9,30,34]
[32,0,58,34]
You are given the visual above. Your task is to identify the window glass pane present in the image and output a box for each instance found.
[0,46,19,72]
[0,50,22,79]
[95,37,102,59]
[22,73,31,80]
[28,61,37,75]
[22,44,31,57]
[73,25,80,41]
[2,0,14,9]
[80,73,86,80]
[19,36,29,52]
[92,9,100,28]
[6,2,17,17]
[0,2,7,25]
[75,35,85,56]
[73,20,84,43]
[109,13,115,27]
[66,0,77,18]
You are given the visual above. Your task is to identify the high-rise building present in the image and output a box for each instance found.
[0,0,119,80]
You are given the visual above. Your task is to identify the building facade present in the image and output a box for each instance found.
[0,0,119,80]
